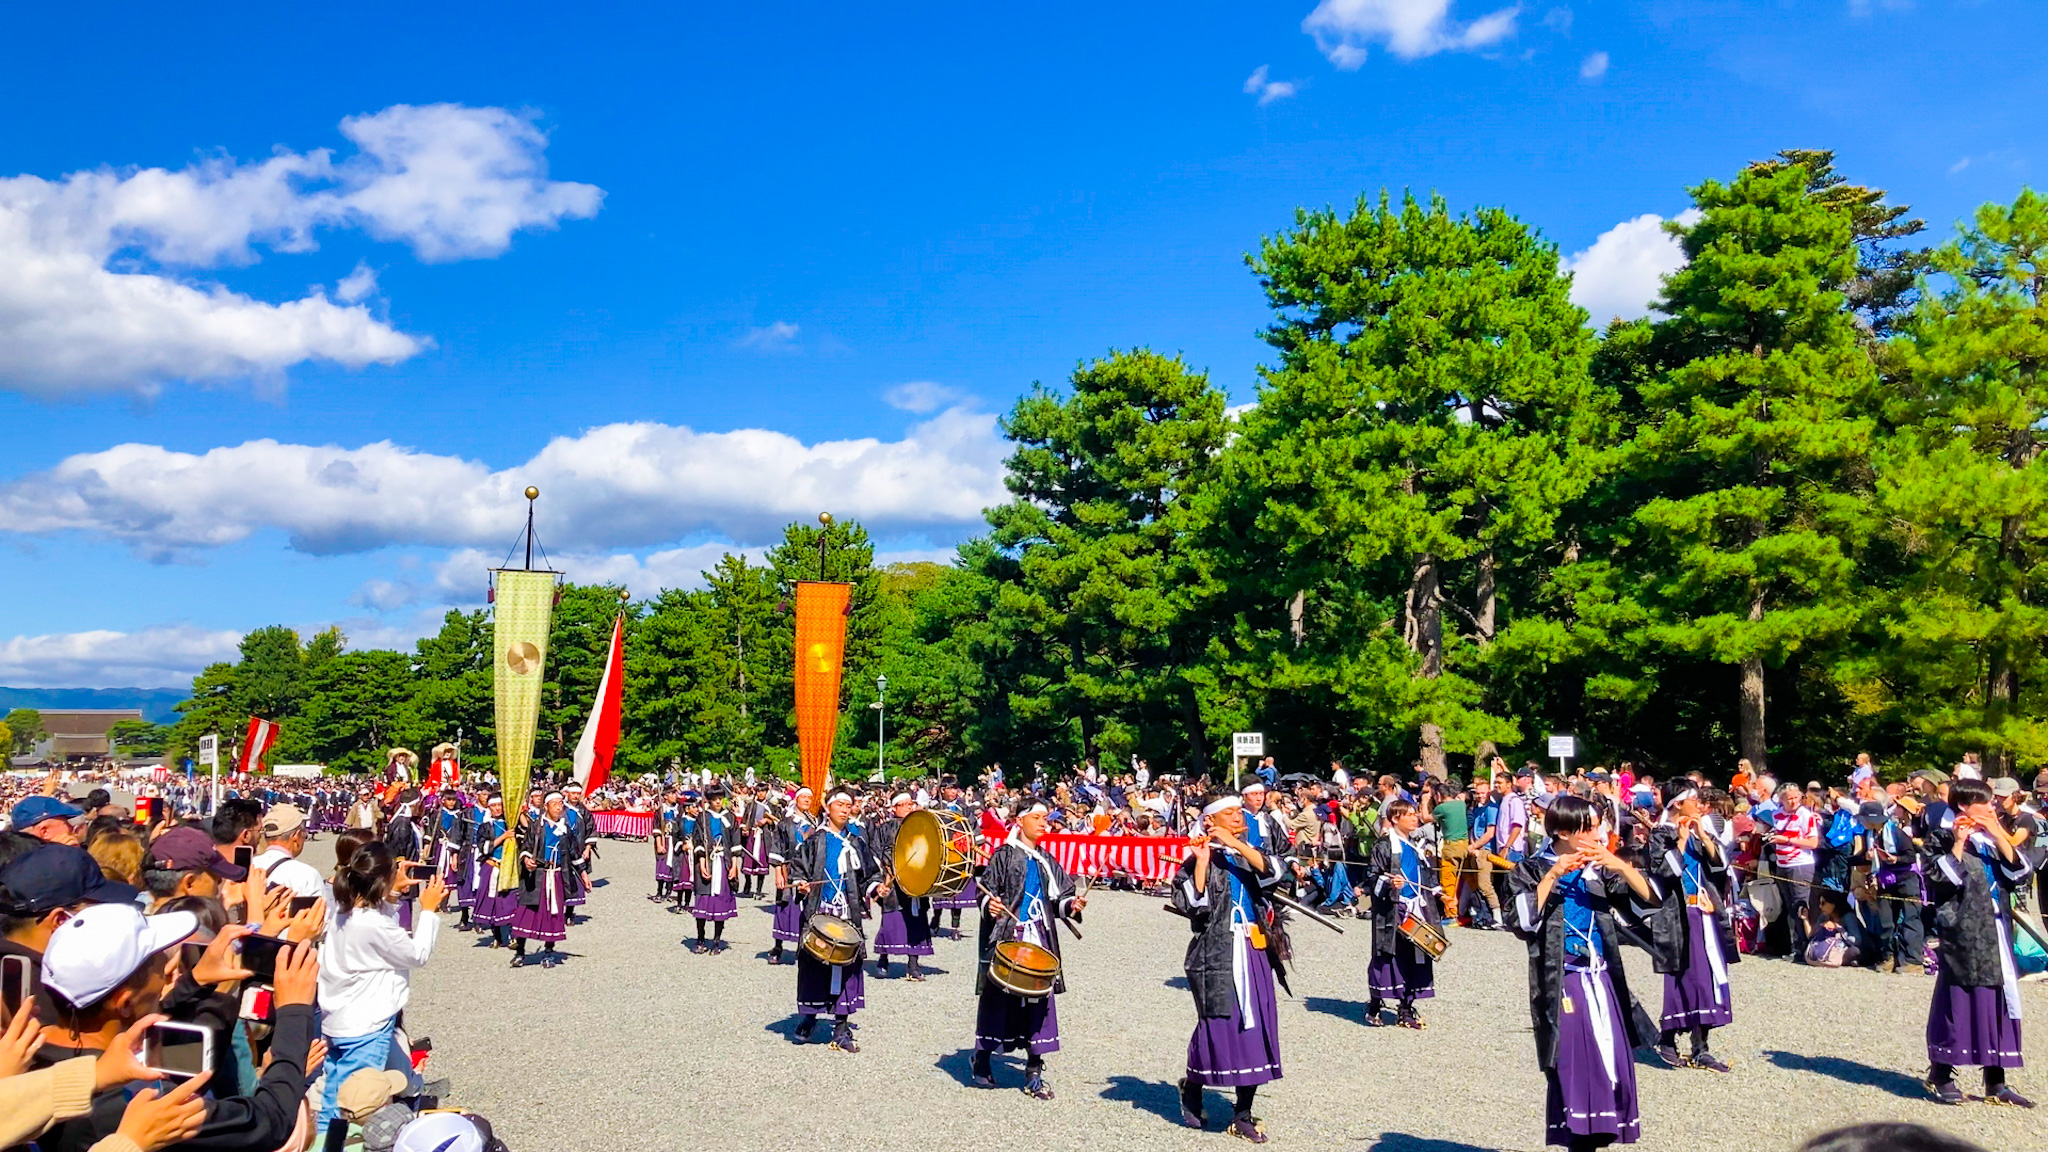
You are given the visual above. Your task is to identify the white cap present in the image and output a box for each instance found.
[42,903,197,1007]
[392,1112,486,1152]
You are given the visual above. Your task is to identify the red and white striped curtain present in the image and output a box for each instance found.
[1040,833,1192,883]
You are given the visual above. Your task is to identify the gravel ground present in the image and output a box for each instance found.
[300,836,2044,1152]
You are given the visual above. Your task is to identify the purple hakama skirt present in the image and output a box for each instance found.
[654,855,673,886]
[796,952,867,1015]
[693,887,738,921]
[772,899,805,942]
[1927,973,2024,1068]
[565,869,587,908]
[873,906,934,956]
[1661,905,1733,1030]
[471,866,518,927]
[1185,946,1282,1088]
[936,876,980,911]
[976,988,1060,1055]
[1545,965,1640,1147]
[1367,940,1436,1002]
[742,833,771,876]
[511,869,568,943]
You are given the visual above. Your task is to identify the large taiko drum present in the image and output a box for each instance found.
[989,939,1061,999]
[893,809,974,899]
[801,913,863,966]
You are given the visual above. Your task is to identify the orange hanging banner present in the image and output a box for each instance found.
[793,581,852,809]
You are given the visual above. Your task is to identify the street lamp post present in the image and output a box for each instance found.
[874,674,887,780]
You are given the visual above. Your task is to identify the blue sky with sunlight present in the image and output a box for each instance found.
[1,0,2039,687]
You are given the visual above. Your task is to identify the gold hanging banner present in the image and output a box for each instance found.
[793,580,851,810]
[492,567,557,889]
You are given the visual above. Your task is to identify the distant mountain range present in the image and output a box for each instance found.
[0,687,188,724]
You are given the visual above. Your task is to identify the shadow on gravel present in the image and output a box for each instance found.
[1162,976,1190,991]
[1762,1050,1926,1099]
[935,1049,981,1088]
[1302,996,1369,1024]
[1357,1134,1509,1152]
[1100,1075,1187,1124]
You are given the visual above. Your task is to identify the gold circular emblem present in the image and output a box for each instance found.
[504,641,542,675]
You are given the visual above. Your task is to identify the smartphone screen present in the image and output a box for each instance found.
[0,954,32,1014]
[287,895,319,915]
[144,1023,209,1077]
[238,933,287,984]
[233,846,254,872]
[405,863,436,881]
[147,798,166,824]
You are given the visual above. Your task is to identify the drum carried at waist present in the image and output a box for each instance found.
[1398,910,1450,959]
[801,913,864,966]
[989,939,1061,999]
[893,808,975,899]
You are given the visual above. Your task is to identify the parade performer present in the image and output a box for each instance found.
[428,742,462,791]
[1645,788,1736,1072]
[561,782,596,914]
[383,788,424,930]
[1922,777,2034,1107]
[1366,799,1438,1029]
[385,747,419,787]
[427,790,473,930]
[740,788,774,898]
[690,785,743,953]
[471,794,518,948]
[1240,781,1291,864]
[1173,790,1286,1143]
[513,791,574,967]
[653,790,679,901]
[768,788,816,964]
[668,794,699,913]
[973,800,1084,1099]
[788,790,882,1052]
[1511,794,1661,1151]
[867,792,937,980]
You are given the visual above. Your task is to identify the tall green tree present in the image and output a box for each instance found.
[1869,188,2048,769]
[408,609,495,769]
[980,349,1229,771]
[4,709,45,755]
[1626,160,1880,772]
[1219,193,1604,774]
[295,650,417,772]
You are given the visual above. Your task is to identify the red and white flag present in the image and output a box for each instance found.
[572,615,626,792]
[240,717,278,773]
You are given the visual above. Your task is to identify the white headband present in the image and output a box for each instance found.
[891,793,912,806]
[1203,796,1243,816]
[1665,788,1699,810]
[544,791,564,804]
[828,791,852,806]
[1021,802,1049,817]
[796,787,813,798]
[1241,782,1266,795]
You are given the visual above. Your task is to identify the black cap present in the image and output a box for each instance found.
[0,843,141,914]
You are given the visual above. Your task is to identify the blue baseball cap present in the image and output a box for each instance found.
[10,795,83,832]
[0,843,140,914]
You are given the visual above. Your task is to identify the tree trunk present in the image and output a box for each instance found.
[1739,590,1768,772]
[1476,548,1497,647]
[1288,590,1306,648]
[1180,680,1209,775]
[1405,551,1447,779]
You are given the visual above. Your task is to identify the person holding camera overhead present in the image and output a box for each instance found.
[317,841,446,1137]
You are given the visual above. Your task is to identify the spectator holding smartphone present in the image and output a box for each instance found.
[317,842,447,1135]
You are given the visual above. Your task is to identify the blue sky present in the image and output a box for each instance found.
[1,0,2040,687]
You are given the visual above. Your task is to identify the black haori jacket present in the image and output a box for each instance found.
[1925,827,2035,988]
[426,805,471,867]
[1509,853,1662,1071]
[788,821,882,933]
[516,817,571,908]
[1642,825,1738,977]
[975,841,1079,996]
[1366,835,1438,959]
[1171,846,1286,1020]
[864,816,911,913]
[691,808,743,895]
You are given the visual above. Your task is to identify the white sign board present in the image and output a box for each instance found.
[270,764,325,779]
[197,735,218,767]
[1547,734,1576,761]
[1232,732,1265,759]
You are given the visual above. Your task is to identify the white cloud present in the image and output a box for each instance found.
[0,104,602,398]
[883,380,964,413]
[737,321,800,350]
[1242,66,1300,106]
[1561,211,1701,324]
[0,405,1008,557]
[1579,50,1608,80]
[1304,0,1521,67]
[0,624,242,688]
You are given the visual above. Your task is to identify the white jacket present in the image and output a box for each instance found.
[317,901,439,1038]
